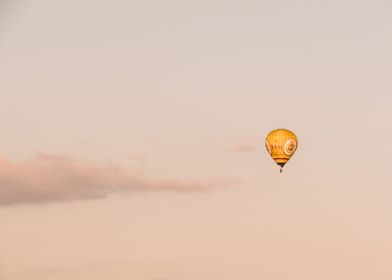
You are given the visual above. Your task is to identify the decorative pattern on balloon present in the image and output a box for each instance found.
[265,140,272,155]
[284,139,297,156]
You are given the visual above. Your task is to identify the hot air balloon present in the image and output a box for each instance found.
[265,129,298,173]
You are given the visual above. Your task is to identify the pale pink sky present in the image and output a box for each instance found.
[0,0,392,279]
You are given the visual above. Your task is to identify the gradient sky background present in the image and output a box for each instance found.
[0,0,392,279]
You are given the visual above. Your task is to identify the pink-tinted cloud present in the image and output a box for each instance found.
[0,154,229,206]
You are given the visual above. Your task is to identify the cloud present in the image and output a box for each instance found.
[0,154,229,206]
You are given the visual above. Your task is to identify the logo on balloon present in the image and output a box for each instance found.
[284,139,297,156]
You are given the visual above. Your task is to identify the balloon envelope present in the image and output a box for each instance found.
[265,129,298,172]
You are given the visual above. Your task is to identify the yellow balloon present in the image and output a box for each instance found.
[265,129,298,173]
